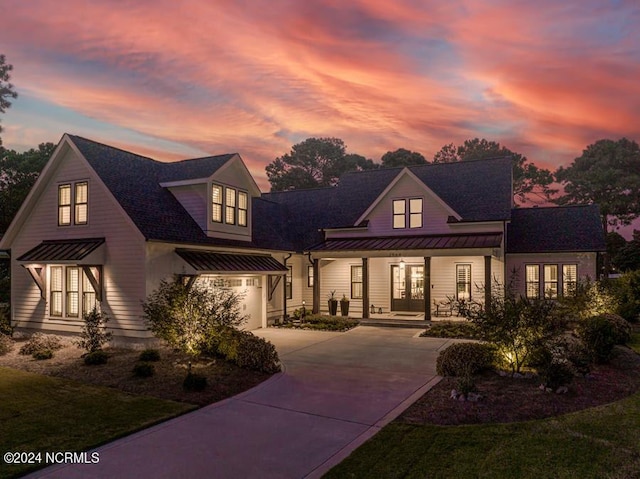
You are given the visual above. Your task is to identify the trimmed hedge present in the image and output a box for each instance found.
[138,348,161,362]
[284,314,359,331]
[84,350,109,365]
[436,342,495,377]
[210,327,281,374]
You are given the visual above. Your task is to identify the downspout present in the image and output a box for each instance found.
[283,253,292,322]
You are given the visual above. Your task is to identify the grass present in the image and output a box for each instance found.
[324,390,640,479]
[0,367,194,479]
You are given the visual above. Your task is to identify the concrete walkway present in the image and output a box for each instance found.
[28,327,453,479]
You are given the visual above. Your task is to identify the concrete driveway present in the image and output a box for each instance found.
[28,327,453,479]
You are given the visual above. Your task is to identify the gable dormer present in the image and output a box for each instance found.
[160,154,261,241]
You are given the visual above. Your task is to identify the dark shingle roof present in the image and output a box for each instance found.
[507,205,606,253]
[69,135,293,250]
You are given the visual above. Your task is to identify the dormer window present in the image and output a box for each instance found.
[58,181,88,226]
[393,198,422,229]
[211,184,248,228]
[212,185,223,223]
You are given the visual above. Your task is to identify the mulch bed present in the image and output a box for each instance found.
[0,337,271,407]
[400,345,640,426]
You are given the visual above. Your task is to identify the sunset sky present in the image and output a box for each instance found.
[2,0,639,191]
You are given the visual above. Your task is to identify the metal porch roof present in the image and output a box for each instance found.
[17,238,105,262]
[176,249,288,274]
[308,233,503,252]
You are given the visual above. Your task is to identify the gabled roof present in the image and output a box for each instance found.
[263,157,513,250]
[69,135,290,250]
[506,205,606,253]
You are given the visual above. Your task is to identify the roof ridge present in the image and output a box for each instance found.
[67,134,161,164]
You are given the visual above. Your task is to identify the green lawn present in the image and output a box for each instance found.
[0,367,194,479]
[325,333,640,479]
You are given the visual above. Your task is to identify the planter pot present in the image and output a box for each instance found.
[328,299,338,316]
[340,300,350,317]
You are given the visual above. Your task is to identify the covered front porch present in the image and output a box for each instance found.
[305,233,504,321]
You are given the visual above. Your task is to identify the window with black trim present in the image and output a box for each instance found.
[526,265,540,299]
[49,266,97,318]
[393,198,422,229]
[544,264,558,299]
[225,187,236,224]
[563,264,577,296]
[286,266,292,299]
[238,191,248,227]
[307,266,314,287]
[212,185,222,222]
[409,198,423,228]
[351,265,363,299]
[456,264,471,301]
[74,182,88,224]
[393,199,406,228]
[58,184,71,226]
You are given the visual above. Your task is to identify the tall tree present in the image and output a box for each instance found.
[0,54,18,150]
[380,148,427,168]
[555,138,640,232]
[266,137,376,191]
[0,142,55,232]
[433,138,555,204]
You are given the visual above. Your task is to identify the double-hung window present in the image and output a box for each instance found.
[225,187,236,224]
[563,264,577,296]
[307,266,314,287]
[526,265,540,299]
[212,185,223,222]
[544,265,558,299]
[285,266,292,299]
[58,182,88,226]
[238,192,248,227]
[393,200,406,228]
[456,264,471,301]
[351,265,363,299]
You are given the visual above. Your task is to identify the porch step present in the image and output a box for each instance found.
[358,319,430,329]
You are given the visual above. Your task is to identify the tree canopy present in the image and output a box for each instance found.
[433,138,555,205]
[0,54,18,149]
[265,137,377,191]
[555,138,640,232]
[0,142,55,232]
[380,148,427,168]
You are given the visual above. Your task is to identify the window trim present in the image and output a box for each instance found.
[544,264,559,299]
[238,191,248,227]
[307,265,314,288]
[58,184,71,226]
[285,265,292,300]
[562,264,578,296]
[525,264,540,299]
[48,265,98,319]
[392,199,406,229]
[409,198,423,228]
[211,184,223,223]
[225,187,237,225]
[74,182,88,225]
[351,265,363,299]
[456,264,472,301]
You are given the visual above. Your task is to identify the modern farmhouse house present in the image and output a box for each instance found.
[0,135,606,338]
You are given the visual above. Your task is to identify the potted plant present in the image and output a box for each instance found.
[327,290,338,316]
[340,294,350,317]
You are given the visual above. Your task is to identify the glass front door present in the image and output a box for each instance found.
[391,264,424,312]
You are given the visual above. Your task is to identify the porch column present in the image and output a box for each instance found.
[362,257,369,319]
[484,255,492,311]
[424,257,431,321]
[312,258,320,314]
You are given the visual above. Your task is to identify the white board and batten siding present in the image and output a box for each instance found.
[9,146,148,337]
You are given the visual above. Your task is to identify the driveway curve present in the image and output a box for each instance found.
[28,326,454,479]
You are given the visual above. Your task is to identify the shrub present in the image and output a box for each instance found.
[612,270,640,323]
[133,362,155,377]
[138,348,161,362]
[599,313,632,345]
[84,350,109,365]
[143,279,246,358]
[284,314,359,332]
[0,334,14,356]
[456,280,564,374]
[527,342,575,389]
[183,372,207,391]
[208,327,281,374]
[19,333,63,356]
[556,279,618,322]
[32,349,54,360]
[0,304,12,336]
[421,321,482,340]
[578,315,619,363]
[436,342,495,377]
[75,308,112,353]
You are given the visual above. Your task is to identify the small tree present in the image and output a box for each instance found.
[456,281,563,374]
[75,308,112,353]
[142,279,246,358]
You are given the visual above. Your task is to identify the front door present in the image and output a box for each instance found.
[391,264,424,312]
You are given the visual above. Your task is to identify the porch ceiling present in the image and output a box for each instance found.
[307,232,503,253]
[17,238,105,263]
[176,249,288,274]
